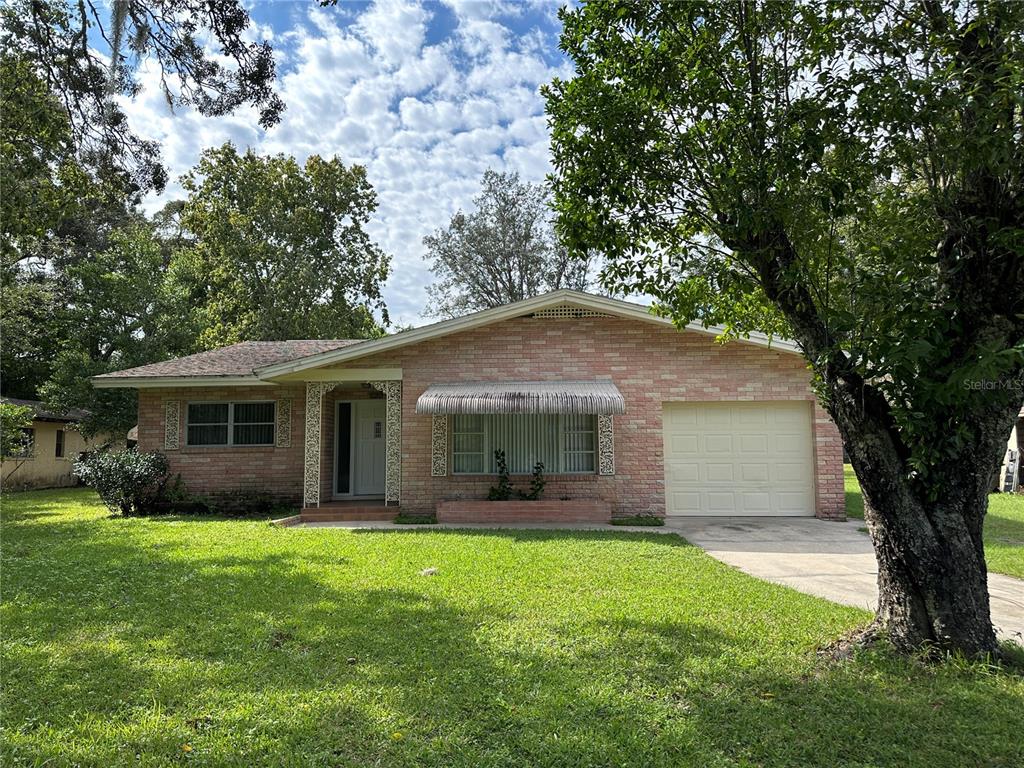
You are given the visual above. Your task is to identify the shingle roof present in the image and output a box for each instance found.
[94,340,364,379]
[0,397,91,423]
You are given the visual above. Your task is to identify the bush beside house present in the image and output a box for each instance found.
[73,448,299,518]
[73,450,172,516]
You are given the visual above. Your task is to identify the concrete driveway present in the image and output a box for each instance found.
[667,517,1024,644]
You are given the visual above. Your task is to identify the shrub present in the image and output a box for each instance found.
[610,515,665,527]
[73,449,170,516]
[394,513,437,525]
[206,490,296,517]
[487,449,514,500]
[520,461,546,500]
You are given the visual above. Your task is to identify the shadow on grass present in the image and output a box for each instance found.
[3,501,1024,767]
[986,504,1024,545]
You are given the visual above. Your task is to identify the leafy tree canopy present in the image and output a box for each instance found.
[172,143,391,348]
[1,0,283,194]
[38,213,194,436]
[424,170,593,318]
[547,0,1023,656]
[0,403,34,459]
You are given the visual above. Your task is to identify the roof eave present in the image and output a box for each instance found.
[91,375,273,389]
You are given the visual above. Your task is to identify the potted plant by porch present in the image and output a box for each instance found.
[436,450,611,523]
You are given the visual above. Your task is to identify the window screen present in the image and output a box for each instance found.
[187,403,229,446]
[450,414,596,474]
[233,402,275,445]
[186,402,275,446]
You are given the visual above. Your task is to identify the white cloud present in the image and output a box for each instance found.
[122,0,568,326]
[355,0,431,69]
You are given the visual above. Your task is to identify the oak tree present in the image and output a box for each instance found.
[172,144,391,348]
[2,0,283,193]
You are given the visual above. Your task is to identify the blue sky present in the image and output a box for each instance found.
[122,1,572,327]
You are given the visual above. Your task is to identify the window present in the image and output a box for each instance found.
[187,403,228,446]
[335,403,352,494]
[55,429,65,458]
[451,414,596,474]
[186,402,275,446]
[232,402,275,445]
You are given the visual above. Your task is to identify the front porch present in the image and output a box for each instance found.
[300,375,403,510]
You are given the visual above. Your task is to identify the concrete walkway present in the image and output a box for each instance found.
[667,517,1024,644]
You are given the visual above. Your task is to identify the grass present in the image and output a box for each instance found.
[844,464,865,519]
[984,494,1024,579]
[844,464,1024,579]
[3,489,1023,767]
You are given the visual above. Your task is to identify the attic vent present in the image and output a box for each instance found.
[531,304,612,320]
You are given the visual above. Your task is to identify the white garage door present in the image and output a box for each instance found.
[662,402,815,516]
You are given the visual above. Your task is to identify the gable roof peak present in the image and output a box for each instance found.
[253,290,800,379]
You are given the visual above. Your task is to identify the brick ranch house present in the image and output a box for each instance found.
[93,291,845,523]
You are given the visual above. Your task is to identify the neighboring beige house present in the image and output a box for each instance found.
[0,398,115,491]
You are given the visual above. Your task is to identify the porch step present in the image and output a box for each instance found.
[300,505,397,522]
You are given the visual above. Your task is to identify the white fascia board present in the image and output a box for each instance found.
[252,290,803,380]
[265,367,404,383]
[91,376,274,389]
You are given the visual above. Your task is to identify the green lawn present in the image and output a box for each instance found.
[845,464,1024,579]
[3,489,1023,767]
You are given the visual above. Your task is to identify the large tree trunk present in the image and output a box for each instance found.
[857,466,996,655]
[721,4,1023,658]
[833,392,1020,657]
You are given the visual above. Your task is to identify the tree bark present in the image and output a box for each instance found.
[856,467,996,655]
[833,393,1020,657]
[744,229,1019,657]
[706,4,1023,658]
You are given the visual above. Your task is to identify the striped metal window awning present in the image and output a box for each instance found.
[415,381,625,415]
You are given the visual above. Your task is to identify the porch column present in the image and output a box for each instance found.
[369,380,402,505]
[303,382,338,508]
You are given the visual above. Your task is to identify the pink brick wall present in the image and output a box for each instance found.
[437,499,612,523]
[328,315,845,520]
[136,316,846,519]
[137,384,306,504]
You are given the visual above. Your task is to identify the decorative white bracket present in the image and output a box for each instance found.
[164,401,180,450]
[431,415,447,477]
[276,398,293,448]
[598,415,615,475]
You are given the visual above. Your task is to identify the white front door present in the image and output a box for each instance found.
[353,400,386,496]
